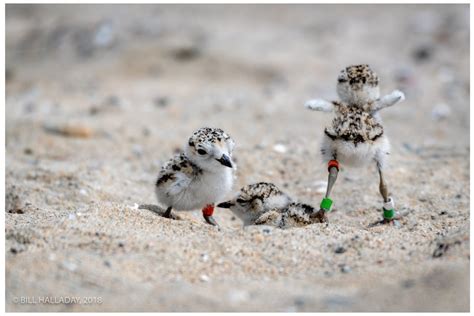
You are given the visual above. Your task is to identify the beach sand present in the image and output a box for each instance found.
[6,4,470,311]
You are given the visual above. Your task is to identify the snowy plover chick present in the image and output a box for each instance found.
[217,182,292,226]
[305,64,405,225]
[154,127,235,226]
[255,202,319,229]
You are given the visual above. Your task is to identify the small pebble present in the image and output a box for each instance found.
[413,45,433,62]
[44,124,94,138]
[200,274,210,282]
[273,143,287,154]
[402,279,415,288]
[339,264,351,273]
[200,253,209,262]
[334,246,346,254]
[262,228,272,235]
[153,96,169,108]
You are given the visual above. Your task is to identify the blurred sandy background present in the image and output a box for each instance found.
[5,4,469,312]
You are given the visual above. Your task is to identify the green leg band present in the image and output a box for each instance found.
[383,208,395,219]
[320,197,333,212]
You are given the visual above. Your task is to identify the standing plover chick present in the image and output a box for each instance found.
[304,64,405,225]
[154,127,235,226]
[217,182,292,226]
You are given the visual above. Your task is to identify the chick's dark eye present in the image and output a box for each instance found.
[236,198,246,204]
[338,78,347,83]
[197,149,207,155]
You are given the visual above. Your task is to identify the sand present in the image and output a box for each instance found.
[5,4,470,312]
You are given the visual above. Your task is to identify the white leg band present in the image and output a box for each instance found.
[383,197,394,210]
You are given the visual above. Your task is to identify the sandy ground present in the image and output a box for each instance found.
[5,4,470,312]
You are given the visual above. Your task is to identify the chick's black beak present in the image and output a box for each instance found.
[217,201,234,208]
[216,154,233,168]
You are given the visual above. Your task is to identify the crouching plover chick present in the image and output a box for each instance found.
[218,182,319,228]
[255,202,320,229]
[155,127,235,226]
[217,182,292,226]
[304,64,405,225]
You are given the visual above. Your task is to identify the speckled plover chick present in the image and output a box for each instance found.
[304,64,405,225]
[154,127,235,226]
[254,202,320,229]
[217,182,292,226]
[218,182,319,228]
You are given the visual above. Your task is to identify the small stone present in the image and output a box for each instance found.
[104,95,121,107]
[24,148,33,155]
[402,279,415,288]
[273,143,287,154]
[200,253,209,262]
[79,189,88,196]
[339,264,351,273]
[104,260,111,267]
[89,106,100,115]
[294,297,306,307]
[413,45,433,62]
[334,246,346,254]
[44,124,94,138]
[68,213,76,220]
[153,96,169,108]
[173,45,200,61]
[262,228,272,235]
[200,274,210,282]
[118,242,125,248]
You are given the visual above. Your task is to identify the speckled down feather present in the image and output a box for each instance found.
[188,127,232,147]
[255,202,319,228]
[156,153,201,187]
[324,103,384,144]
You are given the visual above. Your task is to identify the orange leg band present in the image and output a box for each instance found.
[202,204,214,216]
[328,160,339,172]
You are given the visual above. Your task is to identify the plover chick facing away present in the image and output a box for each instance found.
[218,182,319,228]
[217,182,292,226]
[154,127,235,226]
[305,64,405,225]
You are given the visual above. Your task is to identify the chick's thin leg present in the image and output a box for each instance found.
[314,160,339,223]
[377,165,398,225]
[163,206,173,218]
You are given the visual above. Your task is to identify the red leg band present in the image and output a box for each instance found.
[328,160,339,172]
[202,204,214,216]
